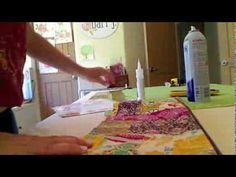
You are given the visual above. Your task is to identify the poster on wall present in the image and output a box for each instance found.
[55,22,73,44]
[33,22,56,38]
[33,22,73,73]
[33,22,73,44]
[47,38,56,46]
[80,44,95,60]
[80,22,119,39]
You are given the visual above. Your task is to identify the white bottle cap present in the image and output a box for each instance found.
[191,26,196,31]
[137,59,141,70]
[136,59,144,79]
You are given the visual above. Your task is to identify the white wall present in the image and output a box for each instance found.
[123,22,147,87]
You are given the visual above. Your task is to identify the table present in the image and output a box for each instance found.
[121,84,235,110]
[26,84,235,155]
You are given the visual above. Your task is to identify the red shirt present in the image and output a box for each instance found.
[0,22,27,107]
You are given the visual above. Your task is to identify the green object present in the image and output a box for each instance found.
[113,144,133,155]
[80,45,93,59]
[115,84,234,110]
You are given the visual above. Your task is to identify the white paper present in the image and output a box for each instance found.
[54,99,113,117]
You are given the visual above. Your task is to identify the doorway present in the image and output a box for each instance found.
[144,22,179,86]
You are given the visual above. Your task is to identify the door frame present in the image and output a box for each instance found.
[143,22,151,87]
[227,23,235,58]
[217,22,235,84]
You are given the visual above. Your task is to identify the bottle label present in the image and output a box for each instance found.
[184,41,195,101]
[191,39,210,102]
[137,79,145,100]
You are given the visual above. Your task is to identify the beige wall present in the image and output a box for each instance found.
[123,22,147,88]
[73,23,126,68]
[204,22,221,84]
[73,22,147,88]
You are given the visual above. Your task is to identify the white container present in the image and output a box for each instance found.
[183,26,210,102]
[22,68,33,101]
[136,59,145,100]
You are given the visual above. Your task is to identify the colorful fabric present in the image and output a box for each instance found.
[116,100,141,116]
[85,98,220,155]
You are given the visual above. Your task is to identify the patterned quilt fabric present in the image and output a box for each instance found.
[85,98,219,155]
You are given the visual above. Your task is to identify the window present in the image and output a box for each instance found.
[22,55,34,102]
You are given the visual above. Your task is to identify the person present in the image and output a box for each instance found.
[0,22,114,155]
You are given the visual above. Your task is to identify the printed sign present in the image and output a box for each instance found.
[80,22,119,39]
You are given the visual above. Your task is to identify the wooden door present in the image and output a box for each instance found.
[217,22,235,85]
[39,42,78,108]
[144,22,179,86]
[33,23,79,119]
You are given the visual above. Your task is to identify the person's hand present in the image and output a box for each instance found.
[80,67,115,86]
[0,132,92,155]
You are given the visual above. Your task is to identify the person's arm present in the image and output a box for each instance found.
[0,132,92,155]
[26,23,114,85]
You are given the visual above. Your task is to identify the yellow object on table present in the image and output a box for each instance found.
[170,89,220,97]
